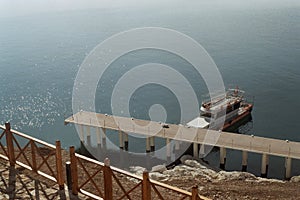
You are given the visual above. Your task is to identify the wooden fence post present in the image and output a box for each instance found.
[103,158,113,199]
[30,140,37,172]
[5,122,15,166]
[142,171,151,200]
[70,146,78,195]
[191,185,199,200]
[192,185,199,200]
[55,140,64,190]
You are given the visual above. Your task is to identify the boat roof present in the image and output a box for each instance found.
[210,96,241,111]
[201,89,244,112]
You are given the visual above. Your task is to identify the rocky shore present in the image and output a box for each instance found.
[130,156,300,200]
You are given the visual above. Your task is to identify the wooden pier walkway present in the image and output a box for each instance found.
[65,111,300,179]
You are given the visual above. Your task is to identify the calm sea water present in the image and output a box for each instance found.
[0,1,299,178]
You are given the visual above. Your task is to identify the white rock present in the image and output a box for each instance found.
[30,189,36,196]
[0,194,9,200]
[215,171,257,181]
[180,155,195,163]
[290,175,300,183]
[151,165,167,173]
[184,160,203,168]
[150,172,167,181]
[129,166,146,176]
[256,177,284,183]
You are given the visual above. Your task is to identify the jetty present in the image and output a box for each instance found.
[65,111,300,179]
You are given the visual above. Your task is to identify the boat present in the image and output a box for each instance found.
[187,87,253,131]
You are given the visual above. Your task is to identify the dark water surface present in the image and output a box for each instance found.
[0,1,299,178]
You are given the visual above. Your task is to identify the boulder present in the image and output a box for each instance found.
[184,159,206,169]
[150,172,167,181]
[290,175,300,183]
[215,171,257,181]
[180,155,195,163]
[129,166,146,176]
[151,165,167,173]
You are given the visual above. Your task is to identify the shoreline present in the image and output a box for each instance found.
[130,156,300,200]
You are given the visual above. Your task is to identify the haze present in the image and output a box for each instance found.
[0,0,299,18]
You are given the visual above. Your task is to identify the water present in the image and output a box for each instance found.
[0,1,299,178]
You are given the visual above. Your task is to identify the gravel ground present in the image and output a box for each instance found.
[1,149,300,200]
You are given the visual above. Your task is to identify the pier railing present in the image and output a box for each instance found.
[0,122,206,200]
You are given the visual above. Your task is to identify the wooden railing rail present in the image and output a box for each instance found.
[0,123,208,199]
[0,123,64,189]
[69,146,207,200]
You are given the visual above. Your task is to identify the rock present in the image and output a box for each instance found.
[184,160,201,168]
[30,189,36,196]
[129,166,146,176]
[198,186,204,191]
[184,160,207,169]
[256,177,284,183]
[0,194,9,200]
[180,155,195,163]
[150,172,167,181]
[45,188,57,194]
[151,165,167,173]
[215,171,257,181]
[290,175,300,182]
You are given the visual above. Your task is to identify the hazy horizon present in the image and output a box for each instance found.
[1,0,299,19]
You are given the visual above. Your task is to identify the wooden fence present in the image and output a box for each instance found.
[0,123,64,189]
[69,146,207,200]
[0,123,208,200]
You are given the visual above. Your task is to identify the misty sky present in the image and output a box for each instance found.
[0,0,299,18]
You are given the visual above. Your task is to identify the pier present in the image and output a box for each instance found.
[65,111,300,179]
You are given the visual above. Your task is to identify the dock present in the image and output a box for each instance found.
[65,111,300,179]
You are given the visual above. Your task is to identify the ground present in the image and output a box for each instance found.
[1,153,300,199]
[164,178,300,200]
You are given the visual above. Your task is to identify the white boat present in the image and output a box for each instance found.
[187,88,253,131]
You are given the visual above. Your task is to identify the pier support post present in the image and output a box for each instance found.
[285,157,292,180]
[124,133,129,151]
[96,127,101,148]
[79,125,84,143]
[261,153,269,178]
[175,140,180,151]
[242,151,248,172]
[86,126,91,146]
[119,130,124,150]
[220,147,226,170]
[146,137,151,153]
[199,144,205,157]
[101,128,106,148]
[166,138,171,161]
[224,148,227,164]
[150,137,155,152]
[193,143,198,158]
